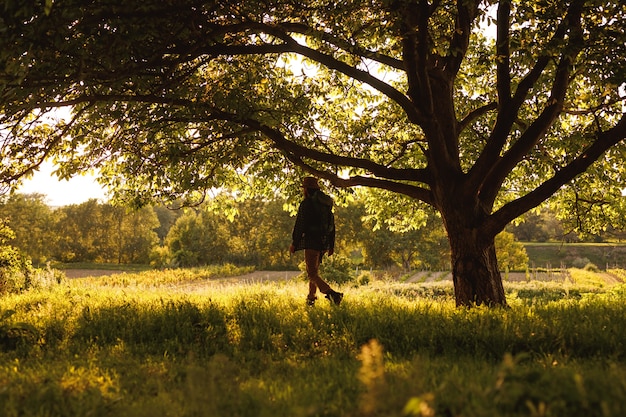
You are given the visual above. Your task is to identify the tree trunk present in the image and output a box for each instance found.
[449,234,507,307]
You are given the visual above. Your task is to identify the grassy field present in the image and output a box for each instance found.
[523,242,626,269]
[1,267,625,417]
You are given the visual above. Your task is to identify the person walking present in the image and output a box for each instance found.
[289,176,343,306]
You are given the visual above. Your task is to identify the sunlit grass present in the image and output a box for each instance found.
[1,268,625,416]
[76,263,255,288]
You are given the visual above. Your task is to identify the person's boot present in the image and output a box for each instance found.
[325,290,343,305]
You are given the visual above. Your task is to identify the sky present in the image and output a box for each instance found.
[16,162,107,207]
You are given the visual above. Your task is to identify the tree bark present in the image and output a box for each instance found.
[449,234,507,307]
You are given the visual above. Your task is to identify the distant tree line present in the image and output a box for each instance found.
[0,194,160,265]
[0,192,543,271]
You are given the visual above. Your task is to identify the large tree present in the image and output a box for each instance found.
[1,0,625,306]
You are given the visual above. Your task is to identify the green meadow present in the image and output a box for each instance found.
[1,267,625,417]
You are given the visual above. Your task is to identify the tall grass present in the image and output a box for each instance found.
[0,268,625,416]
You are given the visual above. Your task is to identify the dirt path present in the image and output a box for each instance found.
[216,270,302,282]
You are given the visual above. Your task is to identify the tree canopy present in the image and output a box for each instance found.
[1,0,625,305]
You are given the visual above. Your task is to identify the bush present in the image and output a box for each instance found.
[149,245,171,268]
[320,254,355,284]
[356,271,372,286]
[572,257,591,268]
[1,220,64,293]
[0,245,34,294]
[0,309,39,351]
[299,253,356,285]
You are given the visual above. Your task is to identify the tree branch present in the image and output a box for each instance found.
[41,92,431,187]
[263,30,421,124]
[250,120,430,184]
[0,104,91,186]
[481,0,585,204]
[445,0,479,75]
[459,102,497,131]
[487,113,626,234]
[468,0,585,203]
[496,0,512,104]
[284,151,435,204]
[276,22,404,71]
[415,0,435,117]
[173,20,418,123]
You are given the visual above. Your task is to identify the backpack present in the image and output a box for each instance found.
[311,191,334,238]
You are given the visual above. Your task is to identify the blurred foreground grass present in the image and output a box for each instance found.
[1,266,625,417]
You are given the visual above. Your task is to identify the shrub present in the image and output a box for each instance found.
[0,235,35,294]
[298,253,355,285]
[356,271,372,286]
[0,309,39,351]
[149,245,171,268]
[572,257,591,268]
[320,254,355,284]
[0,250,65,294]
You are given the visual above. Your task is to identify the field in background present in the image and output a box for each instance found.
[523,242,626,269]
[53,243,626,281]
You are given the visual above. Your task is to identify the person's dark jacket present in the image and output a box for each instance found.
[291,190,335,252]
